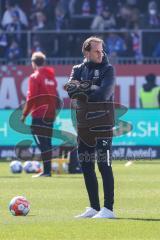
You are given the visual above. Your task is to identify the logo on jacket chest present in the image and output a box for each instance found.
[92,69,100,84]
[80,69,100,82]
[45,79,54,86]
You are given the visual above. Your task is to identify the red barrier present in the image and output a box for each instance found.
[0,65,160,109]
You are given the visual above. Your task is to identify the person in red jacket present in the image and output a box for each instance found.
[21,51,58,177]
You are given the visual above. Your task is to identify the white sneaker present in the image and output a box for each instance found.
[92,207,116,219]
[75,207,98,219]
[32,173,51,178]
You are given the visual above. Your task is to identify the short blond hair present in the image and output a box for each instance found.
[31,51,46,66]
[82,36,104,54]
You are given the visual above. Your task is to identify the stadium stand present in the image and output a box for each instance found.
[0,0,160,64]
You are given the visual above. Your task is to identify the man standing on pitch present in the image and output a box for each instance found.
[21,51,58,177]
[65,37,116,218]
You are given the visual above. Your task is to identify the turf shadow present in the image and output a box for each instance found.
[52,175,82,179]
[0,176,21,178]
[116,217,160,222]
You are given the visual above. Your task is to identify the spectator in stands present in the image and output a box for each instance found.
[116,4,140,29]
[81,0,91,16]
[105,33,126,57]
[4,10,27,43]
[51,6,70,57]
[139,73,160,108]
[30,11,49,60]
[115,4,132,29]
[0,29,8,58]
[140,1,160,29]
[1,0,28,28]
[53,6,70,31]
[58,0,70,15]
[95,0,103,15]
[69,0,76,15]
[31,0,47,12]
[74,0,96,15]
[5,39,21,62]
[131,31,142,61]
[44,1,59,28]
[91,6,116,30]
[30,0,51,29]
[32,11,47,30]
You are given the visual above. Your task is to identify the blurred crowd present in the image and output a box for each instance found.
[0,0,160,62]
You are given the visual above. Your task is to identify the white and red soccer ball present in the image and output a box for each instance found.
[23,161,42,173]
[32,160,42,173]
[9,196,30,216]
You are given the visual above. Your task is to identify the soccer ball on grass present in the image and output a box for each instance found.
[10,161,23,173]
[9,196,30,216]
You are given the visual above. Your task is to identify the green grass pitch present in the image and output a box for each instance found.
[0,160,160,240]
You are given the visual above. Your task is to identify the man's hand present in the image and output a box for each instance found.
[79,81,92,91]
[64,80,92,92]
[20,115,26,123]
[64,80,80,92]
